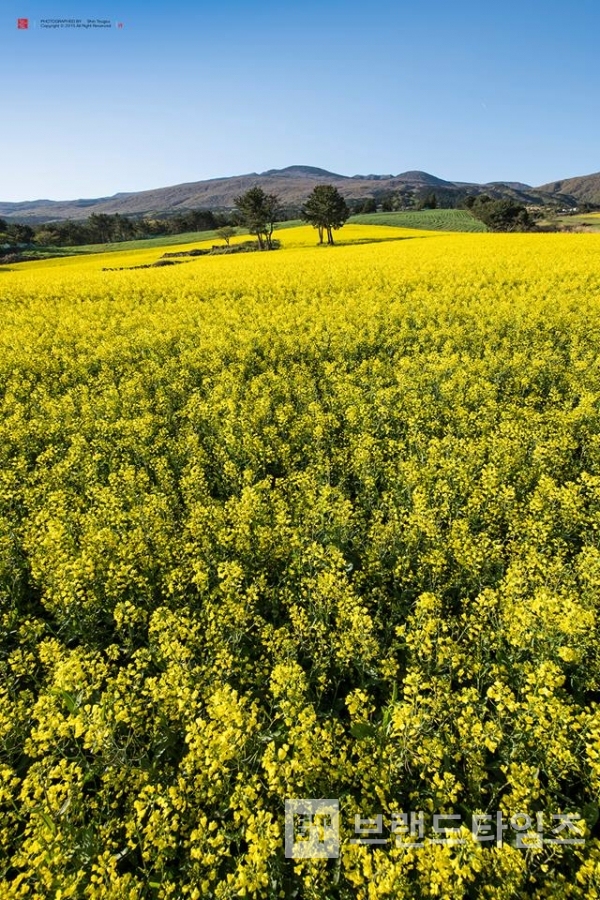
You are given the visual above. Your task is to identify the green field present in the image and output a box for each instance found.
[558,213,600,232]
[350,208,488,232]
[22,221,306,260]
[23,230,233,260]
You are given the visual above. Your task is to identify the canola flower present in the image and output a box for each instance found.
[1,226,600,897]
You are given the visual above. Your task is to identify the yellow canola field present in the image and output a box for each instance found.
[2,226,600,898]
[2,223,433,272]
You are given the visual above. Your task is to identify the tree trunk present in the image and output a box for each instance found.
[327,226,334,245]
[318,225,323,244]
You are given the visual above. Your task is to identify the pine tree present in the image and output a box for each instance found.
[234,187,280,250]
[301,184,350,245]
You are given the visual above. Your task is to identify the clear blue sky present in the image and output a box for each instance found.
[2,0,599,202]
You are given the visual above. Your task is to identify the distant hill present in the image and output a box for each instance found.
[0,165,589,223]
[537,172,600,206]
[394,171,456,187]
[260,165,345,179]
[486,181,533,191]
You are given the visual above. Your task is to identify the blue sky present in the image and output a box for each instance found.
[2,0,599,201]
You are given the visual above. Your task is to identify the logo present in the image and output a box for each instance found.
[285,799,340,859]
[17,18,29,29]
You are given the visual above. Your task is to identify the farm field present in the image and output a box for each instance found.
[18,211,481,265]
[24,221,310,261]
[2,225,600,898]
[0,224,433,273]
[530,213,600,235]
[350,209,488,232]
[558,213,600,233]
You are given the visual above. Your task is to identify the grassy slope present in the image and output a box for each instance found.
[533,212,600,234]
[558,212,600,232]
[26,221,306,260]
[350,208,488,232]
[28,230,236,259]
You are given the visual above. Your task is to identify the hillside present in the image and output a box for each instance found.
[537,171,600,206]
[0,165,583,223]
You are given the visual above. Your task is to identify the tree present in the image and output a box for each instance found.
[417,191,437,210]
[10,223,35,244]
[468,194,533,232]
[87,213,115,243]
[359,198,377,214]
[301,184,350,245]
[1,223,35,249]
[234,186,280,250]
[33,227,62,247]
[216,226,237,247]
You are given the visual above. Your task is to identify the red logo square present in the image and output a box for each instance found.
[17,18,29,29]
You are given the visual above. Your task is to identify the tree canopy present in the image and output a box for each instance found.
[216,226,237,247]
[233,186,280,250]
[301,184,350,245]
[466,195,533,232]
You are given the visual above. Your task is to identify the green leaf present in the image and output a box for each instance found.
[350,722,377,741]
[581,801,599,831]
[50,688,82,714]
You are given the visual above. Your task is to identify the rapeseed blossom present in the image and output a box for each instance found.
[1,226,600,896]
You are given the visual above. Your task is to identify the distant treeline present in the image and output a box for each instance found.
[353,189,492,213]
[0,210,234,249]
[0,204,318,251]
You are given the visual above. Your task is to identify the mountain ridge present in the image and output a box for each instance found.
[537,171,600,205]
[1,166,597,223]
